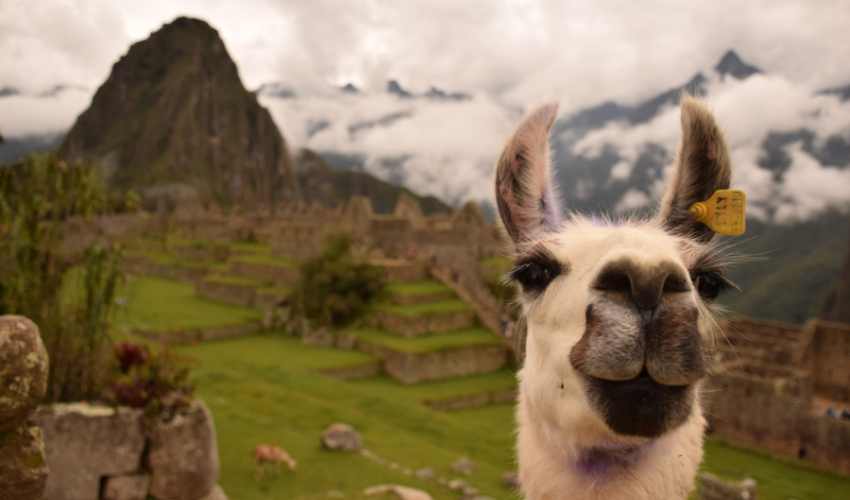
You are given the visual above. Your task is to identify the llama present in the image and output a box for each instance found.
[495,96,736,500]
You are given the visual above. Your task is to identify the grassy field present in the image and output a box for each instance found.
[175,334,850,500]
[350,328,503,353]
[375,300,471,316]
[114,272,850,500]
[387,281,452,296]
[115,275,260,332]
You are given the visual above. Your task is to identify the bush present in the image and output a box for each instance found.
[292,234,386,328]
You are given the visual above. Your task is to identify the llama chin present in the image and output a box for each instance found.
[495,97,736,500]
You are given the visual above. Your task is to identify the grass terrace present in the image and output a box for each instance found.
[115,275,260,333]
[375,300,471,317]
[387,281,452,296]
[350,328,502,354]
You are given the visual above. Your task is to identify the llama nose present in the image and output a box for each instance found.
[593,258,690,312]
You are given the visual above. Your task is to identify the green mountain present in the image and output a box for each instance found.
[295,149,450,215]
[58,16,297,208]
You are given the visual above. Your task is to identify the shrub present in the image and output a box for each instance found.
[110,341,195,418]
[291,234,386,328]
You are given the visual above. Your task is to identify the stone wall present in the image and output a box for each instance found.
[0,315,50,500]
[35,400,227,500]
[135,321,260,345]
[381,345,508,384]
[371,309,477,337]
[806,320,850,401]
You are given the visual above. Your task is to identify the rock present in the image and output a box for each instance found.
[501,471,520,490]
[321,422,362,452]
[415,467,434,480]
[0,316,49,432]
[35,403,145,500]
[461,485,479,497]
[147,400,220,500]
[451,456,476,476]
[103,474,150,500]
[448,478,468,492]
[200,484,229,500]
[0,424,48,500]
[364,484,433,500]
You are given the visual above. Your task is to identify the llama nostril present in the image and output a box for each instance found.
[585,304,593,322]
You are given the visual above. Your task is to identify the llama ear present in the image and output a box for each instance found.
[658,96,731,243]
[495,103,562,245]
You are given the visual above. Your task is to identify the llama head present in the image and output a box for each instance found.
[496,97,733,443]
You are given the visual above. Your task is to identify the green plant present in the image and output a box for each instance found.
[291,234,386,328]
[111,341,195,418]
[0,154,123,401]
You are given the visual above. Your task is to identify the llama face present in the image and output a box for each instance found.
[496,98,732,446]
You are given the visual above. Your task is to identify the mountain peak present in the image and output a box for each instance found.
[714,50,761,79]
[58,16,298,208]
[387,79,413,98]
[340,82,360,94]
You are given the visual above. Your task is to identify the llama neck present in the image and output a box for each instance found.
[516,393,705,500]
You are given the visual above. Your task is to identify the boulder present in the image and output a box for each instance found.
[0,316,49,432]
[451,456,475,476]
[364,484,433,500]
[35,403,145,500]
[321,422,362,452]
[0,424,48,500]
[103,474,150,500]
[414,467,434,480]
[147,400,220,500]
[199,485,229,500]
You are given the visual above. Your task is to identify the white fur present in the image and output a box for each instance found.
[514,217,708,500]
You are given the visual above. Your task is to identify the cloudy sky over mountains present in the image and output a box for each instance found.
[2,0,850,220]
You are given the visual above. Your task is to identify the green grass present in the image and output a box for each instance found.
[350,369,516,402]
[205,274,264,288]
[387,281,452,296]
[115,275,260,332]
[176,335,520,500]
[177,334,850,500]
[701,439,850,500]
[350,328,502,354]
[232,253,296,268]
[375,300,471,317]
[230,241,274,255]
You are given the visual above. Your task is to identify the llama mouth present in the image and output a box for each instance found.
[583,370,693,438]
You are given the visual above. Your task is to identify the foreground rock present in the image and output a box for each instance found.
[0,316,50,500]
[35,403,145,500]
[147,400,220,500]
[0,315,49,431]
[103,474,150,500]
[0,424,49,500]
[364,484,433,500]
[321,422,362,452]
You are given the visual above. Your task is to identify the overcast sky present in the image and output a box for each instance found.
[2,0,849,221]
[3,0,850,107]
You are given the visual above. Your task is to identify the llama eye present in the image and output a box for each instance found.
[692,271,732,300]
[510,256,562,294]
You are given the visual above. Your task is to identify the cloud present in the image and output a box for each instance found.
[0,89,90,137]
[572,73,850,222]
[261,92,518,204]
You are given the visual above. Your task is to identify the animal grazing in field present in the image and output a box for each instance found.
[495,96,736,500]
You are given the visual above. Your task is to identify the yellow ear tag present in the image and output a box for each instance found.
[688,189,747,236]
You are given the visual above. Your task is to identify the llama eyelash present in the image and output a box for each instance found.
[508,247,567,295]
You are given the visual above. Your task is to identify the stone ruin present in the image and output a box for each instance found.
[707,317,850,476]
[0,315,228,500]
[34,399,226,500]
